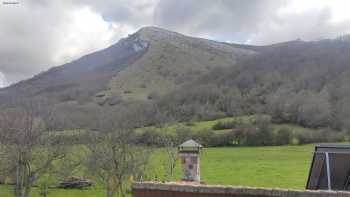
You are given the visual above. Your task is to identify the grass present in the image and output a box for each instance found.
[137,115,319,137]
[201,145,313,188]
[0,145,315,196]
[0,185,105,197]
[148,145,314,189]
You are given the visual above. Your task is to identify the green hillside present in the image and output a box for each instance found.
[137,115,314,134]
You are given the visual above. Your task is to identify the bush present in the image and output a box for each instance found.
[147,91,160,100]
[192,129,217,146]
[274,128,293,145]
[296,128,345,144]
[231,116,274,146]
[193,129,236,147]
[124,90,132,94]
[218,131,238,146]
[243,115,274,146]
[136,129,163,146]
[231,129,247,145]
[212,121,237,130]
[174,127,192,144]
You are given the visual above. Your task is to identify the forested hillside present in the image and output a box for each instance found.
[154,38,350,132]
[1,27,350,133]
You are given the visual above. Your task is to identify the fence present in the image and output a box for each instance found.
[132,182,350,197]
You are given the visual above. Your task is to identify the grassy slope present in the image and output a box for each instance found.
[104,28,255,101]
[137,115,317,136]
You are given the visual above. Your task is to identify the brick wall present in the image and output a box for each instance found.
[132,182,350,197]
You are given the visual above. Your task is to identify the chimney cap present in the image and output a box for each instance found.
[179,139,203,148]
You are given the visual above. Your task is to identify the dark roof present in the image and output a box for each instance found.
[306,144,350,191]
[179,140,203,148]
[316,143,350,149]
[315,143,350,153]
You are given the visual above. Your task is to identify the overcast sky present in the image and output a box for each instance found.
[1,0,350,87]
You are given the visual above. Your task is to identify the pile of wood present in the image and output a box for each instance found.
[58,177,93,189]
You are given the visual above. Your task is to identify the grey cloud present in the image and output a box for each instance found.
[154,0,287,38]
[0,1,71,83]
[153,0,350,44]
[0,0,132,86]
[1,0,350,87]
[248,7,350,45]
[71,0,157,28]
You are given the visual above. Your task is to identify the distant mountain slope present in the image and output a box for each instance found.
[154,35,350,130]
[0,27,256,106]
[1,27,350,131]
[0,29,149,106]
[103,27,256,101]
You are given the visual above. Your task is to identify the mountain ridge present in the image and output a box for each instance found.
[1,26,350,117]
[0,26,257,107]
[1,26,350,131]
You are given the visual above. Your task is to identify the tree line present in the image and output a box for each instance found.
[150,39,350,133]
[136,115,345,148]
[0,100,153,197]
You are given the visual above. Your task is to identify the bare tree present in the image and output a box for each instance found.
[158,134,178,181]
[0,100,66,197]
[85,109,151,197]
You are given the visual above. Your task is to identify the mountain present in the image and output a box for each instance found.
[0,26,256,107]
[2,27,350,131]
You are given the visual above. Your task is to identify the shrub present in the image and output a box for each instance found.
[218,131,238,146]
[147,91,160,100]
[136,129,163,146]
[193,129,236,147]
[212,121,237,130]
[192,129,217,146]
[231,129,247,145]
[274,127,293,145]
[242,126,274,146]
[296,128,345,144]
[242,115,274,146]
[185,122,195,126]
[174,127,192,144]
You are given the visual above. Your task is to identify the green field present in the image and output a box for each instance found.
[0,145,315,196]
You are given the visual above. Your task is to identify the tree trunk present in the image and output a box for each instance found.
[106,183,116,197]
[15,153,23,197]
[23,186,31,197]
[22,171,35,197]
[15,182,22,197]
[118,180,125,197]
[107,190,115,197]
[170,161,174,177]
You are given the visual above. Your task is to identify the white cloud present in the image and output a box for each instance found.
[51,6,134,65]
[0,72,7,88]
[284,0,350,23]
[0,1,134,85]
[247,0,350,45]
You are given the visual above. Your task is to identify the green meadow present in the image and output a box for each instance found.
[0,145,315,197]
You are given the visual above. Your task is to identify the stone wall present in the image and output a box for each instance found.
[132,182,350,197]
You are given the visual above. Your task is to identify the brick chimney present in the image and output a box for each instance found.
[178,140,202,182]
